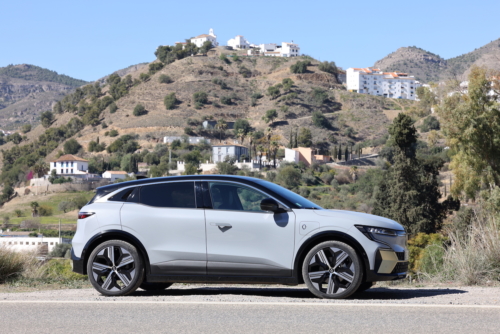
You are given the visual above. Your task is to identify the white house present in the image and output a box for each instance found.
[212,144,249,163]
[346,67,421,100]
[191,28,218,48]
[259,42,301,57]
[102,171,128,182]
[280,42,300,57]
[50,154,89,175]
[284,148,300,163]
[163,136,210,144]
[227,35,251,50]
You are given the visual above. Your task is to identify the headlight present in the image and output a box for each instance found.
[355,225,405,240]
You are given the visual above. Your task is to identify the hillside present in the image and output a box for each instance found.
[0,64,88,129]
[374,38,500,82]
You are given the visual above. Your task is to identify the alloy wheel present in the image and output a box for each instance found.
[91,246,136,292]
[307,246,355,295]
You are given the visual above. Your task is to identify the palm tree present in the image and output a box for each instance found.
[236,129,246,145]
[257,145,265,170]
[30,201,39,217]
[270,140,280,168]
[216,119,228,142]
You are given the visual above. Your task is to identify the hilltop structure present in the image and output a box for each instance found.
[191,28,218,48]
[346,67,421,100]
[227,35,251,50]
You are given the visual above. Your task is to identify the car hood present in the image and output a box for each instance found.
[312,209,404,231]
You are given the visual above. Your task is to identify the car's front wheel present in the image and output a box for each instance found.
[87,240,144,296]
[302,241,362,299]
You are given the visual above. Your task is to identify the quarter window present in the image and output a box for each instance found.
[140,182,196,208]
[209,182,269,212]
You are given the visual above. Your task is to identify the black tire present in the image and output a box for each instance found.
[140,282,173,291]
[302,240,362,299]
[87,240,144,296]
[355,282,375,294]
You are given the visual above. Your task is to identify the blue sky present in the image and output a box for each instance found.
[1,0,499,82]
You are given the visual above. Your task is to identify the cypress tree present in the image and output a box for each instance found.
[344,146,349,161]
[332,146,338,162]
[338,144,342,161]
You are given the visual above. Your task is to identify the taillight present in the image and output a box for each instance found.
[78,212,95,219]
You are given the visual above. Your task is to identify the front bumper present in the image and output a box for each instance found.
[365,248,409,282]
[71,248,86,275]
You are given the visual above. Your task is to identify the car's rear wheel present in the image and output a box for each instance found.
[140,282,173,291]
[87,240,144,296]
[302,241,362,299]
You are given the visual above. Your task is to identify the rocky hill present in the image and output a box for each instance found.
[0,64,87,129]
[374,38,500,82]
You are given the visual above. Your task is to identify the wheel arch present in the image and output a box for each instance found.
[81,230,151,276]
[293,231,370,284]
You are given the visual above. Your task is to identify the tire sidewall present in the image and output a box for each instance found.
[302,240,363,299]
[87,240,144,296]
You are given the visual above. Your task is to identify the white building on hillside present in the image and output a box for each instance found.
[227,35,250,50]
[102,171,128,182]
[258,42,301,57]
[191,28,218,48]
[50,155,89,175]
[346,67,421,100]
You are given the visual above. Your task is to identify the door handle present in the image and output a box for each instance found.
[210,222,232,227]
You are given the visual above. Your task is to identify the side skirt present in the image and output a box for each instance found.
[146,274,299,285]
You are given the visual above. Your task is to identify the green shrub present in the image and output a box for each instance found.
[38,205,53,216]
[0,247,32,282]
[312,111,330,129]
[212,78,228,89]
[318,61,338,74]
[220,96,232,105]
[408,233,446,274]
[133,104,147,116]
[290,60,311,74]
[109,103,118,113]
[148,62,164,74]
[239,66,251,78]
[49,243,72,258]
[164,93,177,110]
[139,73,150,82]
[159,74,173,84]
[193,91,208,104]
[109,129,119,137]
[21,124,32,133]
[219,53,230,64]
[421,116,440,132]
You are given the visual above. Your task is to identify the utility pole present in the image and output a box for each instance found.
[59,218,61,241]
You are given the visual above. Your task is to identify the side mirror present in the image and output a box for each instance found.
[260,198,284,213]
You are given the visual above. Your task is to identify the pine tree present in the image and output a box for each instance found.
[372,113,459,233]
[332,146,338,162]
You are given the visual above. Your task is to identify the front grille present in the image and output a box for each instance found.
[391,262,409,274]
[396,252,405,261]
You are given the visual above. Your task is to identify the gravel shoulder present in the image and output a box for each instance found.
[1,284,500,306]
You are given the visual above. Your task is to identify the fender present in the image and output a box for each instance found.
[80,229,151,275]
[292,230,371,283]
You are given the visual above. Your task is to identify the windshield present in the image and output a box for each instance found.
[255,180,323,209]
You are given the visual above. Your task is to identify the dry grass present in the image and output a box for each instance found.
[0,246,38,282]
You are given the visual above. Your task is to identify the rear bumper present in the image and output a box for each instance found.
[71,248,86,275]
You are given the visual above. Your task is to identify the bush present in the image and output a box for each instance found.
[58,201,75,213]
[164,93,177,110]
[133,104,147,116]
[63,138,82,154]
[193,91,208,104]
[38,205,53,217]
[40,110,54,128]
[239,66,251,78]
[251,92,263,100]
[139,73,150,82]
[0,246,33,282]
[318,61,338,74]
[312,111,330,129]
[220,96,232,105]
[21,124,31,133]
[159,74,173,84]
[109,129,119,137]
[421,116,440,133]
[109,103,118,113]
[290,60,310,74]
[49,243,73,258]
[212,78,228,89]
[148,62,164,74]
[71,195,91,210]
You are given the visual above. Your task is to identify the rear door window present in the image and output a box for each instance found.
[140,182,196,208]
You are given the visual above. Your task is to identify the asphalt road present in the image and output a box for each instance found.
[1,286,499,333]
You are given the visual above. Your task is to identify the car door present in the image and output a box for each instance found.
[120,181,206,275]
[204,181,295,277]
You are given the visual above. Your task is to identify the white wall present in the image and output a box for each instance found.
[0,237,64,253]
[102,172,127,182]
[50,161,88,175]
[227,36,250,49]
[284,148,299,163]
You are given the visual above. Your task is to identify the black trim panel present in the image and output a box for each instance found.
[71,248,85,275]
[151,260,206,275]
[147,274,298,285]
[207,262,291,277]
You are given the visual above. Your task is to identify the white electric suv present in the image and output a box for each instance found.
[72,175,408,299]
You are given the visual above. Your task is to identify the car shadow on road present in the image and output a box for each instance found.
[130,286,467,300]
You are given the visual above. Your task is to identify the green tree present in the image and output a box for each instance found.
[318,61,338,75]
[297,127,312,147]
[262,109,278,125]
[53,101,63,114]
[312,111,330,129]
[216,156,238,175]
[438,67,500,198]
[63,138,82,154]
[133,104,147,116]
[139,73,150,82]
[290,60,310,74]
[276,166,302,189]
[372,113,458,233]
[164,93,177,110]
[40,111,54,128]
[109,103,118,114]
[344,146,349,161]
[21,124,31,133]
[199,41,213,55]
[267,86,280,100]
[282,78,294,92]
[193,91,208,104]
[159,74,173,84]
[148,62,164,74]
[234,119,251,136]
[8,133,22,144]
[338,144,342,160]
